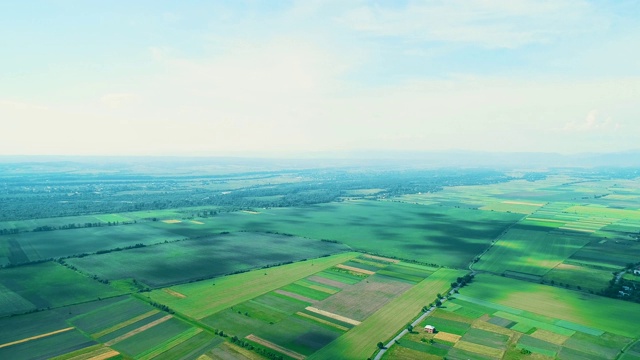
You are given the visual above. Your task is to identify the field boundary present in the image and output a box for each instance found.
[163,288,187,299]
[246,334,306,360]
[305,306,361,326]
[104,314,173,346]
[335,264,375,275]
[0,327,74,349]
[296,312,350,331]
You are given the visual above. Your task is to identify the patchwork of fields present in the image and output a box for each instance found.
[2,174,640,359]
[383,274,640,360]
[0,253,461,360]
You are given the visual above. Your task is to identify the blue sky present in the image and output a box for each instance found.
[1,1,639,156]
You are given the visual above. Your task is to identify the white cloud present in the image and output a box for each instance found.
[340,0,606,48]
[100,93,137,109]
[563,110,620,132]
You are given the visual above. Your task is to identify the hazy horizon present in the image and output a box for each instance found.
[2,1,639,156]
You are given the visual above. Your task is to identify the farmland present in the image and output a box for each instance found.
[1,160,640,359]
[382,273,639,359]
[66,232,350,287]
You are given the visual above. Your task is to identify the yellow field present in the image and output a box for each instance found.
[163,288,187,298]
[434,331,461,343]
[503,201,545,206]
[530,329,569,345]
[87,350,120,360]
[455,340,504,358]
[190,220,205,225]
[471,320,513,337]
[335,264,375,275]
[558,227,596,233]
[162,219,182,224]
[361,254,399,263]
[305,306,361,325]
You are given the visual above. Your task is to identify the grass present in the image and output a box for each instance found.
[162,200,520,268]
[149,331,221,360]
[517,335,560,356]
[308,268,465,360]
[67,232,350,288]
[3,223,185,265]
[0,328,95,360]
[0,261,124,315]
[474,227,592,276]
[147,252,358,319]
[253,316,345,356]
[542,262,613,292]
[111,317,191,357]
[461,328,509,348]
[382,344,442,360]
[459,273,640,338]
[280,283,334,301]
[69,297,156,335]
[423,317,470,336]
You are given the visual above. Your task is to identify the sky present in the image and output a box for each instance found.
[1,0,639,156]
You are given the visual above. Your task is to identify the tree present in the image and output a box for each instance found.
[435,299,442,307]
[407,324,414,333]
[377,342,385,349]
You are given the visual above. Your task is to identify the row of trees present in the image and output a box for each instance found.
[0,168,514,222]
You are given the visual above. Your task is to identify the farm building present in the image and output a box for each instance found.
[424,325,435,333]
[633,269,640,275]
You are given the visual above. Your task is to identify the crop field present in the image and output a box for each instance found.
[2,169,640,360]
[69,296,158,336]
[0,223,187,266]
[383,274,638,360]
[66,232,350,287]
[0,261,125,316]
[475,227,592,277]
[147,252,359,319]
[310,268,465,359]
[459,274,640,338]
[147,255,462,360]
[136,200,520,268]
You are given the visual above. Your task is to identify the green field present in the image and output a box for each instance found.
[0,223,189,266]
[384,273,637,360]
[459,274,640,338]
[0,262,124,316]
[2,171,640,359]
[147,252,359,319]
[66,232,350,287]
[475,227,592,276]
[134,200,520,268]
[310,268,465,359]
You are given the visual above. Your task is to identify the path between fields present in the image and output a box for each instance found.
[469,213,530,273]
[373,285,460,360]
[104,314,173,346]
[0,327,74,349]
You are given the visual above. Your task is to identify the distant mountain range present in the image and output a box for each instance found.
[0,150,639,173]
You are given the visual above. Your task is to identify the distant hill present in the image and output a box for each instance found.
[0,150,639,173]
